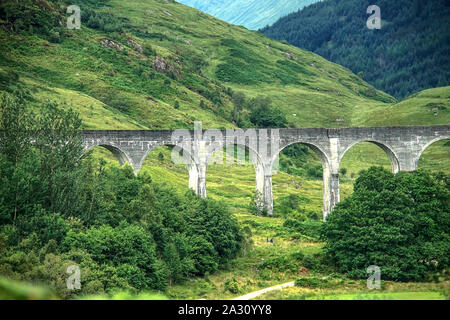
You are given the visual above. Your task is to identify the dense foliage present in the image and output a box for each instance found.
[230,90,287,128]
[261,0,450,99]
[0,95,243,298]
[322,167,450,281]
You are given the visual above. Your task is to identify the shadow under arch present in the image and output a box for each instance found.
[138,143,200,192]
[339,140,400,174]
[416,137,450,171]
[83,144,132,167]
[206,142,265,195]
[271,141,332,219]
[271,141,331,173]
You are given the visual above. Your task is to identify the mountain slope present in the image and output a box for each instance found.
[0,0,403,130]
[358,86,450,127]
[177,0,318,30]
[261,0,450,99]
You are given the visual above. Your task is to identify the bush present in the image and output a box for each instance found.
[16,205,69,246]
[62,223,164,290]
[143,43,156,57]
[258,251,305,273]
[248,96,287,128]
[322,167,450,281]
[248,191,266,216]
[48,30,61,43]
[295,277,329,288]
[284,219,322,240]
[224,278,240,294]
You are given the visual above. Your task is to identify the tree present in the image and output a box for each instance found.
[0,98,244,296]
[248,96,287,128]
[32,102,83,214]
[321,167,450,281]
[231,91,246,124]
[0,93,32,165]
[0,93,37,222]
[63,223,164,290]
[261,0,450,99]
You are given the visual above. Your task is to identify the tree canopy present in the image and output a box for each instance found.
[321,167,450,281]
[0,94,243,297]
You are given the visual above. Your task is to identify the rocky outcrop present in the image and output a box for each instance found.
[152,56,181,80]
[284,52,296,60]
[99,39,123,51]
[152,56,170,73]
[126,38,143,54]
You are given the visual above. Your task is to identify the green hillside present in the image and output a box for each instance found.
[0,0,403,130]
[360,86,450,126]
[1,0,449,130]
[178,0,318,30]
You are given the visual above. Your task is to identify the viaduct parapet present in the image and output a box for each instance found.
[82,125,450,220]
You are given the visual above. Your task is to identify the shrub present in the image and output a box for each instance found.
[248,190,266,216]
[322,167,450,281]
[224,278,240,294]
[295,277,329,288]
[143,43,156,57]
[16,205,69,246]
[284,219,322,240]
[62,223,164,290]
[258,251,305,273]
[48,30,61,43]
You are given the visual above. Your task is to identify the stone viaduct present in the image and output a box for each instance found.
[82,125,450,220]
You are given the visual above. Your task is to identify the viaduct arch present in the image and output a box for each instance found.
[82,125,450,220]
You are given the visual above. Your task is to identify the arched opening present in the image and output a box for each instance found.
[271,142,329,220]
[206,144,263,213]
[418,139,450,174]
[339,141,398,200]
[82,144,131,168]
[139,145,195,194]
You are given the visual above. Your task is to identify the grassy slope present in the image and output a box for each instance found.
[1,0,449,129]
[357,86,450,126]
[0,0,399,130]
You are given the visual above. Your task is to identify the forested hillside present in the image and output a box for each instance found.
[261,0,450,99]
[177,0,318,30]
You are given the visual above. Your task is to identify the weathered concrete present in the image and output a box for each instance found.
[82,125,450,220]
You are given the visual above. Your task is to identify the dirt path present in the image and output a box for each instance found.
[232,281,295,300]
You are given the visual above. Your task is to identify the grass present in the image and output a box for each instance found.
[359,86,450,126]
[309,292,446,300]
[257,285,448,300]
[90,145,449,300]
